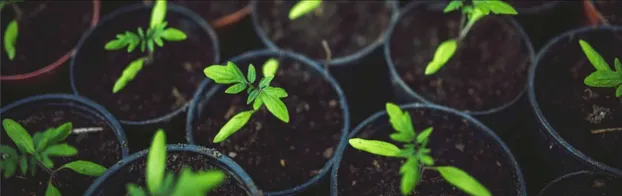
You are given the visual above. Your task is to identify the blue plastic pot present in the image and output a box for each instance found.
[330,103,527,195]
[187,49,350,195]
[70,2,220,126]
[251,0,399,67]
[84,144,260,196]
[537,171,622,196]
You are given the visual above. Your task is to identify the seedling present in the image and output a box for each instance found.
[126,129,225,196]
[2,0,25,61]
[348,103,490,196]
[424,0,518,75]
[104,0,187,93]
[288,0,322,20]
[203,58,289,143]
[578,40,622,98]
[0,118,107,196]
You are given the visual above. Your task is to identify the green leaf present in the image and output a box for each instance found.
[444,0,463,13]
[225,83,247,94]
[105,39,128,50]
[3,159,16,178]
[213,110,254,143]
[389,133,412,143]
[473,0,518,15]
[171,168,225,196]
[615,58,621,73]
[425,39,458,75]
[161,172,175,194]
[29,156,36,176]
[259,76,274,89]
[61,160,107,176]
[127,183,147,196]
[416,127,433,144]
[253,96,264,110]
[47,122,72,144]
[45,144,78,157]
[161,28,187,41]
[33,132,48,152]
[263,87,288,98]
[0,145,18,161]
[385,103,415,141]
[147,129,166,193]
[45,183,61,196]
[113,58,146,93]
[227,61,247,83]
[436,166,491,196]
[4,19,18,60]
[579,40,611,72]
[421,155,435,166]
[260,92,290,123]
[204,65,239,84]
[154,36,164,47]
[348,138,401,157]
[263,58,279,77]
[400,158,420,195]
[2,119,35,154]
[19,156,27,175]
[288,0,322,20]
[40,153,54,168]
[150,0,167,29]
[247,64,256,83]
[147,39,155,52]
[616,85,622,97]
[138,27,145,39]
[247,89,260,104]
[584,71,622,87]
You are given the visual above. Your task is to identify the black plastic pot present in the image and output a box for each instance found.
[84,144,261,196]
[70,3,220,126]
[528,26,622,178]
[330,103,526,195]
[537,171,622,196]
[0,94,129,195]
[187,49,350,195]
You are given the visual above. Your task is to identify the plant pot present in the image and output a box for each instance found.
[84,144,261,196]
[70,3,220,125]
[330,103,526,195]
[506,0,559,15]
[251,0,398,66]
[537,171,622,196]
[0,1,100,82]
[584,0,621,26]
[528,26,622,177]
[187,49,350,195]
[0,94,129,195]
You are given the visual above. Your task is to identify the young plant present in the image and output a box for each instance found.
[424,0,518,75]
[104,0,187,93]
[578,39,622,98]
[2,0,24,61]
[0,118,107,196]
[126,129,225,196]
[203,58,289,143]
[288,0,322,20]
[348,103,490,196]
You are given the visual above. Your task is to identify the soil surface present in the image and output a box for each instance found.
[337,107,521,195]
[0,1,93,76]
[506,0,552,9]
[390,3,530,112]
[192,56,344,191]
[171,0,249,23]
[593,0,622,25]
[0,103,122,195]
[538,172,622,196]
[72,7,213,122]
[91,151,249,195]
[533,30,622,169]
[255,0,393,61]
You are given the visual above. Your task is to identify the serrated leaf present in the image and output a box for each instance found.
[260,92,290,123]
[104,39,127,50]
[263,58,279,77]
[147,130,166,193]
[579,40,611,72]
[45,144,78,157]
[161,28,187,41]
[247,64,256,83]
[113,58,145,93]
[263,86,288,98]
[61,160,107,176]
[4,19,18,60]
[225,83,247,94]
[45,183,61,196]
[259,76,274,88]
[584,71,622,87]
[473,0,517,15]
[171,168,225,196]
[416,127,433,144]
[348,138,401,157]
[48,122,72,144]
[227,61,247,83]
[400,156,419,195]
[444,1,463,13]
[426,39,457,75]
[150,0,167,28]
[204,65,238,84]
[127,184,147,196]
[436,166,491,196]
[385,103,415,141]
[2,119,35,154]
[247,89,259,104]
[213,111,254,143]
[253,96,264,110]
[288,0,321,20]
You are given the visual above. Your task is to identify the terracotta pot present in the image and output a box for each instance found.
[583,0,607,25]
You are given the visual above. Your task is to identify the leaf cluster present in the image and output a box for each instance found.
[348,103,490,196]
[578,40,622,97]
[127,130,225,196]
[203,59,290,143]
[0,119,107,196]
[288,0,322,20]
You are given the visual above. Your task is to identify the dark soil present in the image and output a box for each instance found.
[0,103,123,195]
[506,0,552,9]
[171,0,249,23]
[192,56,344,191]
[91,151,249,195]
[593,0,622,25]
[72,6,214,122]
[255,0,393,61]
[337,107,521,195]
[533,30,622,169]
[0,1,93,76]
[538,172,622,196]
[390,3,530,112]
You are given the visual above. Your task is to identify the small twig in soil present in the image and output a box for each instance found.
[321,39,332,74]
[72,127,104,134]
[591,127,622,134]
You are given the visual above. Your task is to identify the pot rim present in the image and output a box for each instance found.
[536,170,621,196]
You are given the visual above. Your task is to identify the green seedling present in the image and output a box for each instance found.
[126,129,225,196]
[203,58,289,143]
[288,0,322,20]
[0,118,107,196]
[2,0,25,61]
[104,0,187,93]
[578,40,622,98]
[424,0,518,75]
[348,103,490,196]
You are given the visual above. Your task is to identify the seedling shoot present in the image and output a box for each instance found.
[2,0,25,61]
[0,118,107,196]
[578,40,622,98]
[104,0,188,93]
[288,0,322,20]
[425,0,518,75]
[348,103,490,196]
[203,58,290,143]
